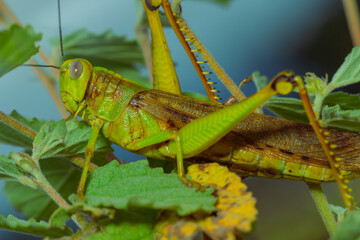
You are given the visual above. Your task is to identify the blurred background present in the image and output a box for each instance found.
[0,0,357,239]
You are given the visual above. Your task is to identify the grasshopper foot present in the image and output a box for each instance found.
[180,176,205,191]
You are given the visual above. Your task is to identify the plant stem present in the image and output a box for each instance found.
[0,111,37,139]
[136,24,153,83]
[135,0,153,84]
[307,183,337,236]
[0,111,99,171]
[343,0,360,46]
[33,170,87,229]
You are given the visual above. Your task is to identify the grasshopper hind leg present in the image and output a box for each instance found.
[126,128,206,191]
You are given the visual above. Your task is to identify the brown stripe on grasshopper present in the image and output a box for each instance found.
[279,149,294,156]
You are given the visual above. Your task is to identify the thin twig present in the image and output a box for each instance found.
[33,169,87,229]
[0,111,37,139]
[136,25,153,83]
[342,0,360,46]
[307,183,337,236]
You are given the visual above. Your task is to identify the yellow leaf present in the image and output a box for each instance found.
[155,163,257,240]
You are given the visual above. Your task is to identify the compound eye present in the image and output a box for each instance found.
[69,60,83,79]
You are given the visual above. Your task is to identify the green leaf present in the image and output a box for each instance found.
[76,209,157,240]
[303,72,328,96]
[57,28,150,86]
[60,29,143,67]
[321,105,360,132]
[0,24,41,77]
[263,97,308,123]
[252,71,268,91]
[48,208,72,228]
[0,155,22,180]
[0,214,72,238]
[8,110,45,132]
[32,120,113,160]
[0,110,45,149]
[323,92,360,110]
[331,209,360,240]
[5,158,80,220]
[331,46,360,89]
[78,160,216,216]
[147,158,176,174]
[329,204,347,223]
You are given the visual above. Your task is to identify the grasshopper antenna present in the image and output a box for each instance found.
[22,64,61,70]
[57,0,65,62]
[22,0,64,69]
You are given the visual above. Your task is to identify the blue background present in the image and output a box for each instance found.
[0,1,356,239]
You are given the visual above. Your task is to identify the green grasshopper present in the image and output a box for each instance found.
[53,0,360,211]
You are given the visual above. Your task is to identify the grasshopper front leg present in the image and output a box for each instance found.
[77,118,104,200]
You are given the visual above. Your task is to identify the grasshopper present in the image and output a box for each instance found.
[3,0,358,214]
[52,0,360,212]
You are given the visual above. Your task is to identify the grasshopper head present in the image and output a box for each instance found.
[59,59,93,114]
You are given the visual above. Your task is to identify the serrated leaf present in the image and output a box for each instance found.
[61,29,143,62]
[78,160,216,216]
[0,155,22,180]
[323,92,360,110]
[58,29,150,85]
[263,97,309,123]
[5,158,80,220]
[60,29,143,69]
[32,120,113,160]
[331,46,360,89]
[75,209,157,240]
[331,209,360,240]
[32,121,66,160]
[0,214,72,238]
[252,71,268,91]
[0,24,41,77]
[321,105,360,132]
[0,111,45,148]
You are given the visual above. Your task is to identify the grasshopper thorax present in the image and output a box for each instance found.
[59,59,93,114]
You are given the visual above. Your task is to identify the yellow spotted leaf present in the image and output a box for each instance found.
[155,163,257,240]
